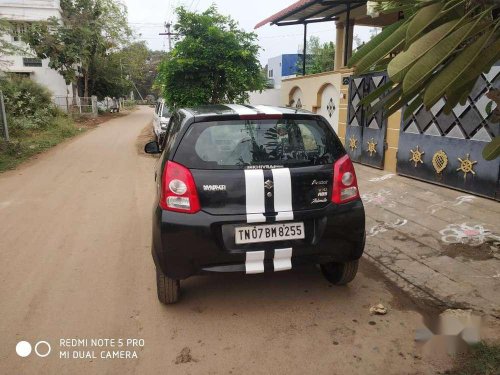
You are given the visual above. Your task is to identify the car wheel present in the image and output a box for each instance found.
[156,267,180,304]
[320,260,359,285]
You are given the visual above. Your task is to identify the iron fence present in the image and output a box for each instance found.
[53,96,97,117]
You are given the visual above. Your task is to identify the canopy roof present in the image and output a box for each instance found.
[255,0,367,28]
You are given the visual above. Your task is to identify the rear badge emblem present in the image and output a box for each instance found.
[264,180,274,190]
[203,185,226,191]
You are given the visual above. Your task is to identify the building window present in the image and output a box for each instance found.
[23,58,42,67]
[12,23,30,42]
[269,69,273,78]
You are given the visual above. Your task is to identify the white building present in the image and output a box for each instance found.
[0,0,73,97]
[266,54,302,89]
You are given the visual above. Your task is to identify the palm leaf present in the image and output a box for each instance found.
[402,17,484,98]
[423,28,495,109]
[367,85,402,116]
[403,95,423,120]
[354,22,410,74]
[348,19,406,68]
[406,2,444,47]
[359,80,394,106]
[482,136,500,160]
[388,20,459,83]
[445,37,500,100]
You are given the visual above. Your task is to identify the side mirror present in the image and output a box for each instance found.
[144,141,161,154]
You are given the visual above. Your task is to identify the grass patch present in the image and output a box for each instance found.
[0,115,80,172]
[448,342,500,375]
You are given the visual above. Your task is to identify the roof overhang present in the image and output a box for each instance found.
[255,0,367,28]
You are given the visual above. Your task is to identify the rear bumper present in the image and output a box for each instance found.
[152,201,365,280]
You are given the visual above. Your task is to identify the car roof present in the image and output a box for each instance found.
[183,104,314,118]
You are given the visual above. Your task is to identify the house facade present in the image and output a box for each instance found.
[0,0,73,97]
[267,54,303,89]
[256,0,499,200]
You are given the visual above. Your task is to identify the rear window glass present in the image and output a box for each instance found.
[174,119,344,169]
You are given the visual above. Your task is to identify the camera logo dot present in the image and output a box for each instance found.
[35,341,51,357]
[16,341,51,358]
[16,341,32,357]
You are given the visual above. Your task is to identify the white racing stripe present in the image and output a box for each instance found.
[253,105,283,115]
[226,104,258,116]
[244,169,266,223]
[272,168,294,222]
[245,251,265,274]
[273,248,292,271]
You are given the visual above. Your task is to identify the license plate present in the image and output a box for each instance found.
[235,222,305,244]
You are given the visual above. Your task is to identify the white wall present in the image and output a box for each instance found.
[247,89,281,107]
[267,56,282,89]
[0,0,73,97]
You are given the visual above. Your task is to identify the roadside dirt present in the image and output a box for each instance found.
[74,110,128,129]
[442,242,498,261]
[136,123,157,158]
[0,107,467,374]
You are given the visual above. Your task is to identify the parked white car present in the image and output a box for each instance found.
[153,99,171,143]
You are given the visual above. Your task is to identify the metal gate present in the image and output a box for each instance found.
[397,65,499,200]
[345,72,388,169]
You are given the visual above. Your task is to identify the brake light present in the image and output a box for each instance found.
[332,155,360,204]
[160,161,200,213]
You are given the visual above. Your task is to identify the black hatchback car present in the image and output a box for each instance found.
[145,104,365,304]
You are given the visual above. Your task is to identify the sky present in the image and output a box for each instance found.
[123,0,374,65]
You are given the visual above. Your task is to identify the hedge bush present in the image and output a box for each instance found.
[0,75,59,135]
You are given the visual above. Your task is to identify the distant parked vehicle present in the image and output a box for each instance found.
[153,99,171,144]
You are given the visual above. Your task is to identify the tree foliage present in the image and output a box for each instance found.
[90,41,153,99]
[304,36,335,75]
[156,6,266,108]
[22,0,131,96]
[349,0,500,159]
[0,76,58,135]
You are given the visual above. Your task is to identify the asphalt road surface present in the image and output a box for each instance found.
[1,107,449,374]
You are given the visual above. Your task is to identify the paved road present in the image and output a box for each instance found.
[1,107,446,374]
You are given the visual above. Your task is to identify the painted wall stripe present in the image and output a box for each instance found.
[244,169,266,223]
[226,104,258,116]
[245,251,265,274]
[272,168,294,221]
[273,248,292,271]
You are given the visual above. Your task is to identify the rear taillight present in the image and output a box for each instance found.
[160,161,200,214]
[332,155,360,204]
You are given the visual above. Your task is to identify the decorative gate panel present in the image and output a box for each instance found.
[345,72,388,169]
[397,65,499,200]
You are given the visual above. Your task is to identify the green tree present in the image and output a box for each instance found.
[135,49,166,98]
[156,6,266,108]
[348,0,499,159]
[90,41,151,99]
[309,36,335,74]
[300,36,335,75]
[22,0,131,97]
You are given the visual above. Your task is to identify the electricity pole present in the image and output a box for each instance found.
[159,22,177,52]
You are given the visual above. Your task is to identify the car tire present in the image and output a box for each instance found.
[320,260,359,285]
[156,267,180,304]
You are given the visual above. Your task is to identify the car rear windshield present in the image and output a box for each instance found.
[174,119,344,169]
